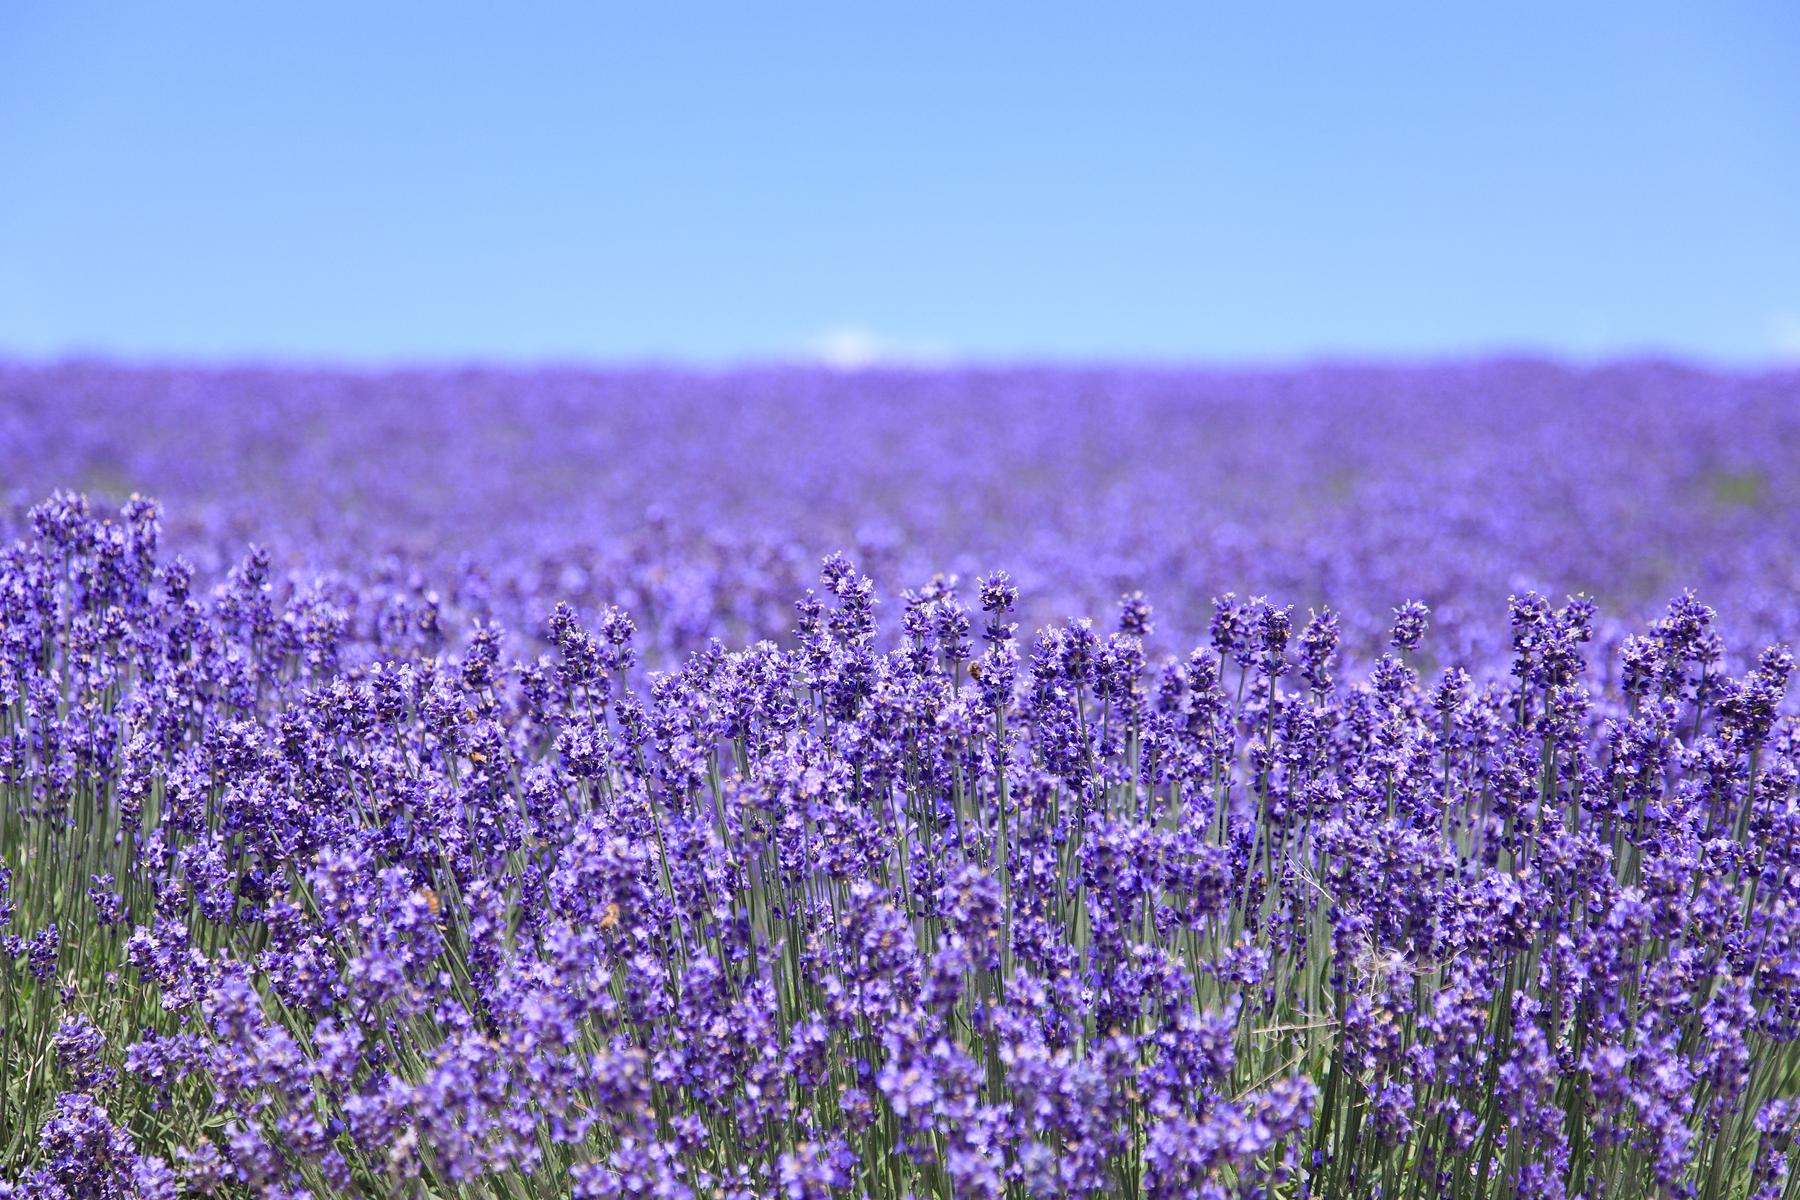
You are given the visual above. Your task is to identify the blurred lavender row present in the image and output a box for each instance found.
[5,360,1798,669]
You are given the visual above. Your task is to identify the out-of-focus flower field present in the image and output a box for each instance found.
[7,360,1800,660]
[2,361,1800,1198]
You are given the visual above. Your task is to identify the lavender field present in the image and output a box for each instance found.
[3,361,1800,1198]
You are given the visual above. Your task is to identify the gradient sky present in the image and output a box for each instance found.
[2,2,1797,366]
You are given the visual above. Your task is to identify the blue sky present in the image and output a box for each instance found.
[2,3,1797,366]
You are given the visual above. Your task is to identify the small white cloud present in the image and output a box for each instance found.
[805,326,949,370]
[1773,313,1800,360]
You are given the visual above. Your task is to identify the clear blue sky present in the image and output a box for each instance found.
[2,3,1797,366]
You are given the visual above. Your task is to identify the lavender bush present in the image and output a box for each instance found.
[2,363,1800,1198]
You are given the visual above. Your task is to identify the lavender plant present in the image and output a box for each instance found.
[2,362,1800,1197]
[1,485,1797,1199]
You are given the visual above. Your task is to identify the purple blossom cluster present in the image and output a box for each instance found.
[0,363,1798,1199]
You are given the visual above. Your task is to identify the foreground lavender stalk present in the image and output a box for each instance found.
[2,493,1798,1199]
